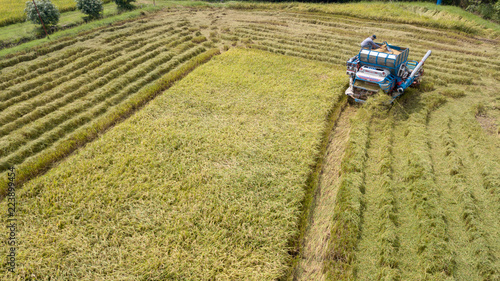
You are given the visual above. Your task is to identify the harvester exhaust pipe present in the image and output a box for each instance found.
[397,50,432,92]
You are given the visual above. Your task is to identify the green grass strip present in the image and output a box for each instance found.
[0,48,220,198]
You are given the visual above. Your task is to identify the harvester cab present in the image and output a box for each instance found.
[345,42,431,103]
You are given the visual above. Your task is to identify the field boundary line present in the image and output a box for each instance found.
[0,48,221,199]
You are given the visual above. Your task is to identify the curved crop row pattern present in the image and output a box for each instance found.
[0,27,186,109]
[0,33,194,132]
[0,48,221,196]
[0,40,200,167]
[0,39,78,70]
[0,47,88,88]
[0,48,104,107]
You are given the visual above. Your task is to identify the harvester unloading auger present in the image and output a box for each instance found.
[345,42,432,103]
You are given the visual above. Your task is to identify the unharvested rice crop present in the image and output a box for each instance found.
[0,48,346,279]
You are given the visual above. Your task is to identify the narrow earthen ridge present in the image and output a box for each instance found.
[295,106,357,281]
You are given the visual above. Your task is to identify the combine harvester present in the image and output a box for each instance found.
[345,42,432,103]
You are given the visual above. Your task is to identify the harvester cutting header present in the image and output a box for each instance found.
[345,37,432,103]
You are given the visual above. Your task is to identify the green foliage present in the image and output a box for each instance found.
[113,0,134,11]
[24,0,60,27]
[467,0,500,21]
[75,0,103,20]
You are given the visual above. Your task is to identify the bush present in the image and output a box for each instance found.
[494,0,500,20]
[114,0,135,11]
[76,0,103,20]
[24,0,60,27]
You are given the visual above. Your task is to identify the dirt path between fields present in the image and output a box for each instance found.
[295,105,357,281]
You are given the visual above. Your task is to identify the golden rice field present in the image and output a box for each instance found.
[0,0,79,27]
[0,2,499,280]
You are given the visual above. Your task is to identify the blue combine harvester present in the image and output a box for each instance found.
[345,42,432,103]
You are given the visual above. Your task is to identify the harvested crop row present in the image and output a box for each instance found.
[101,22,165,44]
[439,117,498,279]
[0,6,497,280]
[239,27,483,85]
[399,106,455,278]
[277,15,494,60]
[0,48,104,108]
[0,27,187,111]
[0,33,194,130]
[229,2,486,35]
[0,47,88,88]
[279,11,482,45]
[455,112,500,212]
[0,43,203,169]
[369,116,401,280]
[234,27,360,56]
[0,46,221,195]
[246,16,499,69]
[0,39,77,70]
[0,53,123,145]
[324,109,370,280]
[0,11,205,176]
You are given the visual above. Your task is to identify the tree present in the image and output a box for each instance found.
[24,0,60,27]
[76,0,103,20]
[114,0,136,11]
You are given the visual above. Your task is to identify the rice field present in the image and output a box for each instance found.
[0,47,346,279]
[0,2,499,280]
[0,16,223,190]
[0,0,83,27]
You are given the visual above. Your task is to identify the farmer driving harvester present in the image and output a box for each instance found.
[360,35,380,50]
[346,34,432,103]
